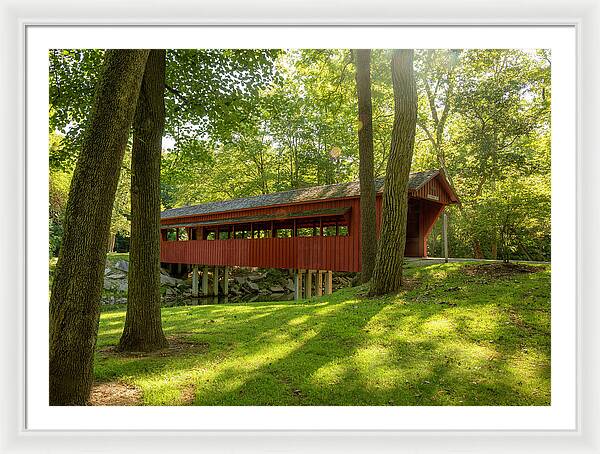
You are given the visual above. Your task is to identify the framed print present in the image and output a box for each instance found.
[1,0,599,452]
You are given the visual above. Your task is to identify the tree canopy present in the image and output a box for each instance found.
[50,48,551,262]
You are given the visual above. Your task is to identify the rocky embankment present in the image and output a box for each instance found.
[102,259,358,305]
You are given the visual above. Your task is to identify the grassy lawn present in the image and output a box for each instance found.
[94,262,550,406]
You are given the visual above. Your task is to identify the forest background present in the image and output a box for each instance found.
[49,48,551,262]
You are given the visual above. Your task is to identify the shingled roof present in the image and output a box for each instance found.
[161,169,441,220]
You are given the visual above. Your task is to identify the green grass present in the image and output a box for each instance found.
[94,262,551,406]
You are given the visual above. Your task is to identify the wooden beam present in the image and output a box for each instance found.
[213,266,219,296]
[316,271,323,296]
[192,264,198,297]
[443,211,449,263]
[293,270,302,301]
[325,271,333,295]
[202,266,209,296]
[224,266,230,295]
[306,270,313,298]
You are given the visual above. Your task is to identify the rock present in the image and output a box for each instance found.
[118,281,128,292]
[160,267,171,276]
[270,285,285,293]
[105,270,126,279]
[104,267,111,276]
[103,278,119,291]
[246,281,260,292]
[235,276,247,286]
[114,260,129,272]
[160,274,181,286]
[286,279,295,292]
[165,287,177,297]
[248,273,266,282]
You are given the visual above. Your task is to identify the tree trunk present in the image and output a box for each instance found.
[118,50,169,352]
[369,50,417,296]
[49,50,150,405]
[107,232,116,253]
[491,239,498,260]
[355,49,377,283]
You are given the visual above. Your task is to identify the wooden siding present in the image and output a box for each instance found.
[160,177,455,271]
[411,176,452,205]
[161,236,359,272]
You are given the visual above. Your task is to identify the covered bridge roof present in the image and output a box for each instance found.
[161,169,457,220]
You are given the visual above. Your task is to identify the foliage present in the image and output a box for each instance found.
[50,48,551,261]
[94,262,550,405]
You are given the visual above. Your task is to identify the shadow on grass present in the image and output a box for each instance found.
[93,264,551,406]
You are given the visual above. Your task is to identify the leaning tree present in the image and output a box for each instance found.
[49,50,149,405]
[369,49,417,296]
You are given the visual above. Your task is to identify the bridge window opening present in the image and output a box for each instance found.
[219,229,230,240]
[176,228,189,241]
[276,228,293,238]
[163,228,177,241]
[322,226,337,236]
[296,227,314,237]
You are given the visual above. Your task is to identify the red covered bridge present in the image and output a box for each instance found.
[160,169,458,298]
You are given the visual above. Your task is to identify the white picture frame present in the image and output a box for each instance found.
[1,0,599,452]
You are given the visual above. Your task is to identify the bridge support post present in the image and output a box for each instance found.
[202,266,209,296]
[316,271,323,297]
[325,271,333,295]
[213,266,219,296]
[224,266,230,295]
[443,211,449,263]
[306,270,314,298]
[294,270,304,301]
[192,265,199,297]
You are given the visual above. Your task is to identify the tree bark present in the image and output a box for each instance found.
[354,49,377,283]
[107,232,116,253]
[369,50,417,296]
[49,50,150,405]
[118,50,169,352]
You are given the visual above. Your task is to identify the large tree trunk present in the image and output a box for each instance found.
[118,50,169,352]
[355,49,377,283]
[369,50,417,296]
[49,50,150,405]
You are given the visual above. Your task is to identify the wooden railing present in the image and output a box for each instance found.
[160,235,360,272]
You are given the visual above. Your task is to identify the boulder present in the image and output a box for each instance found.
[246,281,260,292]
[165,287,177,297]
[248,273,266,282]
[118,280,128,292]
[114,260,129,272]
[103,278,119,291]
[286,279,295,292]
[105,270,126,279]
[235,276,247,286]
[160,267,171,276]
[270,285,285,293]
[160,274,181,287]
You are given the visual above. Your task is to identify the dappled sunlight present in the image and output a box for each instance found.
[288,315,310,326]
[93,262,550,406]
[422,317,456,335]
[310,361,348,386]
